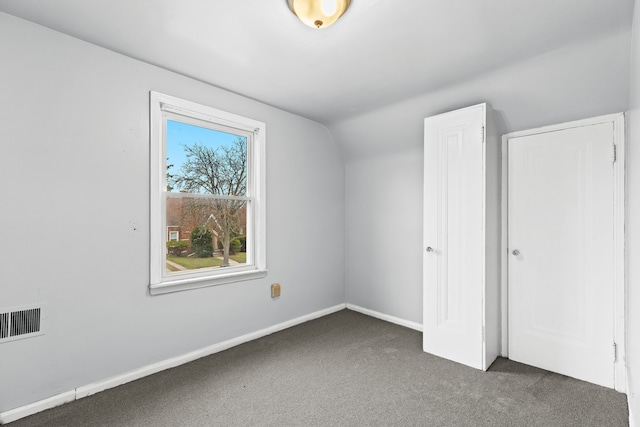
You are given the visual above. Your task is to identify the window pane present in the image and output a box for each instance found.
[166,196,248,274]
[166,120,247,196]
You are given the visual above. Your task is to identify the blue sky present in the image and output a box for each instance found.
[166,120,245,190]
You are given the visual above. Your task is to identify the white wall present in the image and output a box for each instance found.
[335,29,631,325]
[0,12,345,412]
[345,148,423,321]
[627,2,640,424]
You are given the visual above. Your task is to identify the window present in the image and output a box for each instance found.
[150,92,266,295]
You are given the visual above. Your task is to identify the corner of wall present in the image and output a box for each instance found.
[626,1,640,426]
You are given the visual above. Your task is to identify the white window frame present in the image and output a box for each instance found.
[149,91,266,295]
[168,231,179,241]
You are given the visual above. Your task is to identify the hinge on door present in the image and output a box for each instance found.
[613,144,617,164]
[481,126,485,143]
[613,342,617,362]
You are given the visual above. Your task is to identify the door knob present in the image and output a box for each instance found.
[512,249,520,256]
[426,247,434,253]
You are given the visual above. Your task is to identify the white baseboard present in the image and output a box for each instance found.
[346,303,422,332]
[0,391,75,425]
[627,366,635,427]
[0,303,346,425]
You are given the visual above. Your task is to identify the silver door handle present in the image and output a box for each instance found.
[426,247,434,253]
[512,249,520,256]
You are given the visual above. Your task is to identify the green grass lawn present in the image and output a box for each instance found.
[230,252,246,264]
[167,256,224,269]
[167,252,246,270]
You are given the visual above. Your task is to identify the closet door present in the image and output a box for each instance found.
[508,122,615,388]
[423,105,486,370]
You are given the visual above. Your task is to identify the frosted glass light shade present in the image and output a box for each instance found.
[288,0,351,29]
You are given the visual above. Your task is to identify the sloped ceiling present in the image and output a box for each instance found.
[0,0,634,124]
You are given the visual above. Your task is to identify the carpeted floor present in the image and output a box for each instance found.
[8,309,629,426]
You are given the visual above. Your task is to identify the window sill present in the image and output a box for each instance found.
[149,269,267,295]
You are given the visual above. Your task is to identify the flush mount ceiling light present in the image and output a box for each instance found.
[288,0,351,29]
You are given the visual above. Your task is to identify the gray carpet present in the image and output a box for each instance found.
[9,309,628,426]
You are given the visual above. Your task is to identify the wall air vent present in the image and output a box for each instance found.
[0,305,44,343]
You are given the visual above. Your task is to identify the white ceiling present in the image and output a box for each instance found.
[0,0,634,124]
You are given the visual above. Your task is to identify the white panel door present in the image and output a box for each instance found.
[423,105,485,370]
[508,123,615,388]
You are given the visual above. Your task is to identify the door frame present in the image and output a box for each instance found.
[500,113,626,392]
